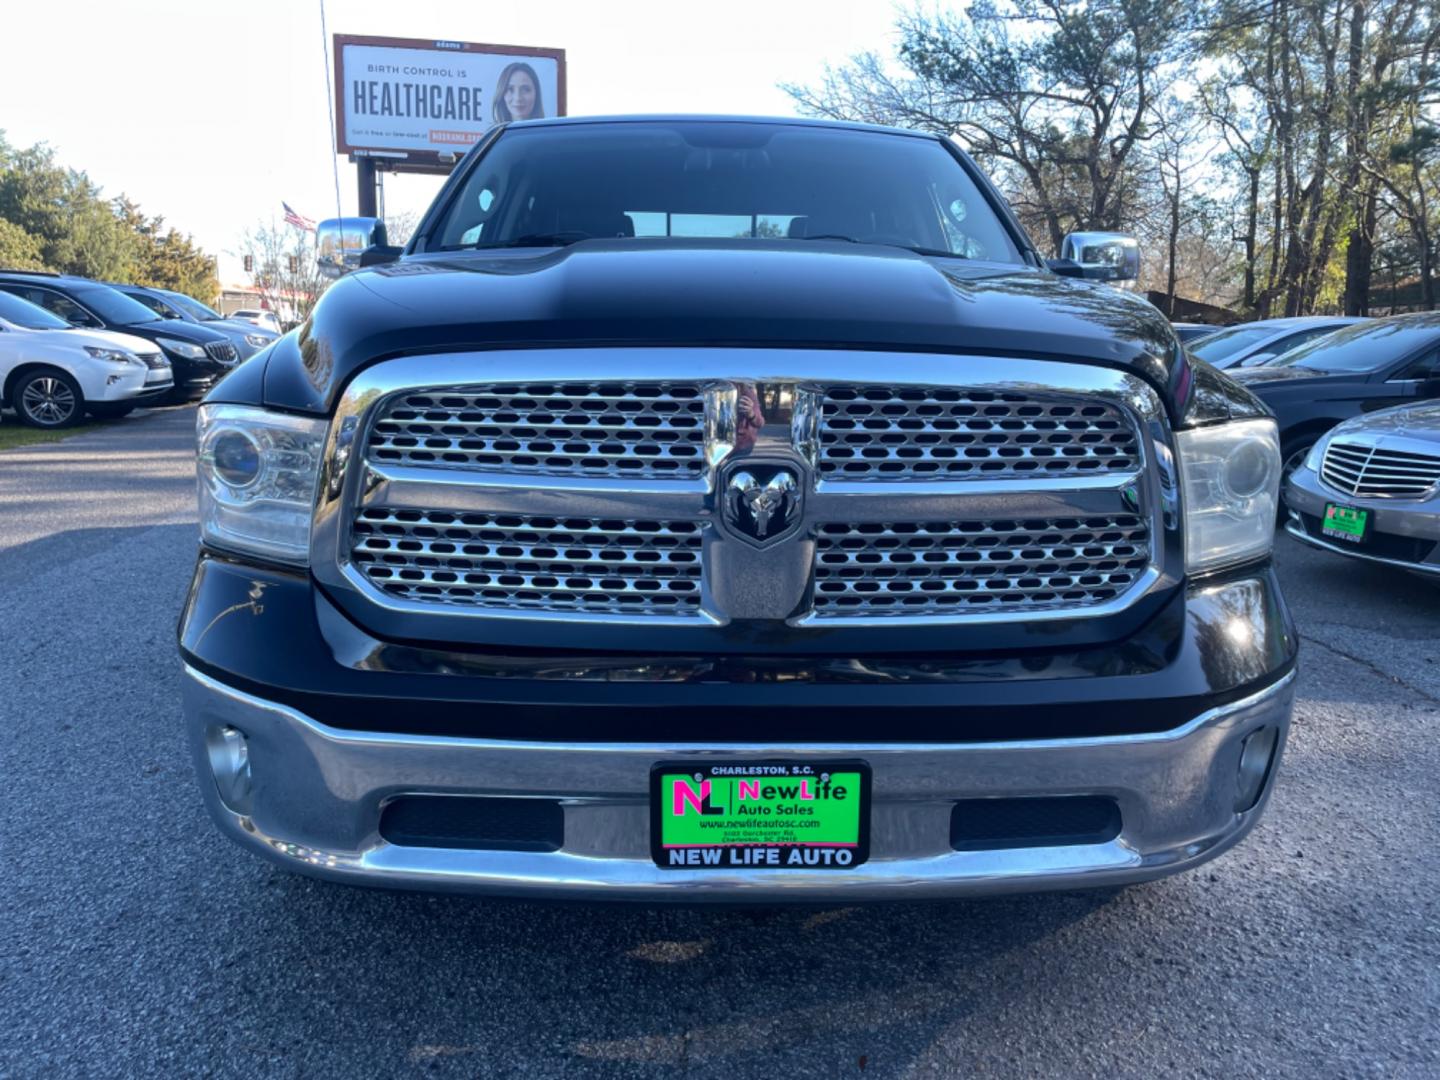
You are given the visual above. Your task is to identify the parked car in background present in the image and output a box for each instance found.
[1230,313,1440,481]
[0,271,238,402]
[227,308,281,334]
[1171,322,1218,344]
[109,283,279,361]
[1189,316,1369,370]
[1285,400,1440,580]
[0,289,172,427]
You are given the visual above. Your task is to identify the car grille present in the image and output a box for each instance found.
[368,383,707,478]
[811,515,1151,618]
[137,352,167,370]
[205,341,239,365]
[350,507,704,616]
[1321,441,1440,498]
[816,385,1141,481]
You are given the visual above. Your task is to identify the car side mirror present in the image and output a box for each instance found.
[317,216,391,278]
[1054,232,1140,283]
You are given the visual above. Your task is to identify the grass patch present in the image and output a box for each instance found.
[0,420,105,451]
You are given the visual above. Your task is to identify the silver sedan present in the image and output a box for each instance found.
[1284,401,1440,578]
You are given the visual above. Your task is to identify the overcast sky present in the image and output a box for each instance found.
[2,0,903,284]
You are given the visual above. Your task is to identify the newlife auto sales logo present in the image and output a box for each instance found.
[651,762,870,870]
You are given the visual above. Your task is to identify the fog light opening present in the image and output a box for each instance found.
[206,724,253,815]
[1235,725,1278,813]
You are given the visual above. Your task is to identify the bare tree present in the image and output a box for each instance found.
[235,219,329,329]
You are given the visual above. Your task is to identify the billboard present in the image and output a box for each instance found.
[333,34,565,164]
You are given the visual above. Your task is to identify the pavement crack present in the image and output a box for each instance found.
[1301,633,1440,706]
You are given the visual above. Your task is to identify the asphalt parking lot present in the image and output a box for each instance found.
[2,405,1438,1079]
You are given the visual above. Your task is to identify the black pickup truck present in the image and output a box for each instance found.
[179,116,1296,900]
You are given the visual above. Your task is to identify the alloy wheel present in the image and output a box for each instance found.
[20,377,77,427]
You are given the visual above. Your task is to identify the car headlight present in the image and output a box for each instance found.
[1303,439,1326,472]
[157,336,207,359]
[196,404,327,565]
[244,333,272,348]
[1177,418,1281,574]
[83,346,137,364]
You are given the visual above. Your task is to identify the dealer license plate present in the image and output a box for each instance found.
[651,761,871,870]
[1322,502,1369,543]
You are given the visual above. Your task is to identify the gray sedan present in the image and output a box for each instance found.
[1189,316,1368,370]
[1285,401,1440,578]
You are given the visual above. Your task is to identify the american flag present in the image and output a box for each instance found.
[282,202,316,231]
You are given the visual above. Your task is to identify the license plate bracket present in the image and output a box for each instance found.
[650,760,871,870]
[1322,502,1369,544]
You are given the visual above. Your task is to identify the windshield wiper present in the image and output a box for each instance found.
[793,235,966,259]
[474,231,592,250]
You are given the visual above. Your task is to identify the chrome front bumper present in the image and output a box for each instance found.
[182,665,1295,901]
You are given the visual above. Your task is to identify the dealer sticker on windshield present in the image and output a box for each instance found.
[651,761,871,870]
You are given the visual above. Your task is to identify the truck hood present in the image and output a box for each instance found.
[260,240,1185,414]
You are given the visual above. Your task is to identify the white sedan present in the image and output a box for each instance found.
[0,290,173,427]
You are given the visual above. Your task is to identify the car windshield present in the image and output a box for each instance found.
[74,284,162,326]
[1189,326,1276,364]
[0,290,72,330]
[429,121,1025,263]
[164,291,222,321]
[1270,317,1440,373]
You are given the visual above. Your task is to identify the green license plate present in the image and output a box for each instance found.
[1322,502,1369,543]
[651,761,871,870]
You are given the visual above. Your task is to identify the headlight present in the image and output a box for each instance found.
[1303,439,1325,472]
[244,333,272,348]
[196,404,327,564]
[1177,418,1281,574]
[83,346,136,364]
[157,336,207,359]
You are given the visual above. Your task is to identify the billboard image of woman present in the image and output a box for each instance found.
[493,62,544,122]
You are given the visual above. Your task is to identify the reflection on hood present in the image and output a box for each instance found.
[1328,400,1440,445]
[1228,365,1325,385]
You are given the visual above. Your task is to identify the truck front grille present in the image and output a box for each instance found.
[350,507,704,616]
[329,356,1166,629]
[817,385,1140,481]
[1321,440,1440,498]
[368,383,707,479]
[811,515,1150,617]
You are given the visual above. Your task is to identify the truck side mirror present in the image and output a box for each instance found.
[317,217,393,278]
[1052,232,1140,283]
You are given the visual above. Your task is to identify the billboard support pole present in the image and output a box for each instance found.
[356,157,378,218]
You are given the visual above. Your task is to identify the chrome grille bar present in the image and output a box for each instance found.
[351,507,704,616]
[817,385,1141,481]
[368,383,706,479]
[1322,441,1440,498]
[809,515,1150,618]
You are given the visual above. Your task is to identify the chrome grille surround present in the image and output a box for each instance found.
[205,341,239,365]
[812,515,1151,618]
[818,385,1141,481]
[1321,440,1440,499]
[351,507,703,615]
[311,350,1173,631]
[367,383,706,479]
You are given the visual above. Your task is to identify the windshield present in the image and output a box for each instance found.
[1270,317,1440,373]
[163,291,222,321]
[74,284,162,326]
[1189,325,1275,364]
[429,121,1025,263]
[0,290,72,330]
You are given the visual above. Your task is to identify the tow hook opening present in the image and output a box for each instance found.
[1235,725,1279,813]
[205,725,253,815]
